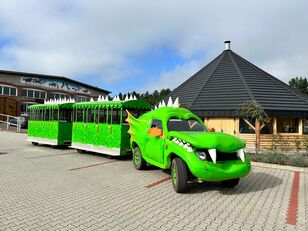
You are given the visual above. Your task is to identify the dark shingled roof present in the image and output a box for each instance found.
[166,48,308,118]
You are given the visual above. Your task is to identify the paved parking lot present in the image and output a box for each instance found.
[0,131,307,231]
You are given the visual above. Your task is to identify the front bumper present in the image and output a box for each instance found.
[189,158,251,182]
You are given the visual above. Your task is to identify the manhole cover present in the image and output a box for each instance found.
[0,152,7,155]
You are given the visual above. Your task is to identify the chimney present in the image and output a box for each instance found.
[224,41,231,50]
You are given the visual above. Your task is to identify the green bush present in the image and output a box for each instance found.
[248,152,308,167]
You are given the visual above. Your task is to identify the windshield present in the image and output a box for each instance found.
[167,118,208,132]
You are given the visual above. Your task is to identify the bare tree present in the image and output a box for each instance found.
[237,100,270,153]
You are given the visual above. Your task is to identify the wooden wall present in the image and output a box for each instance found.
[204,117,308,152]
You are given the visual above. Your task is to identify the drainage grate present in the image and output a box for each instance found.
[0,152,8,155]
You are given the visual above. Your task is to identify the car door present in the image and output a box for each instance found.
[145,119,165,164]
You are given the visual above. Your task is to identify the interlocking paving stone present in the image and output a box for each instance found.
[0,131,307,230]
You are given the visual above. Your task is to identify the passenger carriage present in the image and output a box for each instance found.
[27,99,74,146]
[70,98,151,155]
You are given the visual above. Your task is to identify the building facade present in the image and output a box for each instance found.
[165,41,308,151]
[0,70,110,116]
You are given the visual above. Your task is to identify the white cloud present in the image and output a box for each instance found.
[0,0,307,90]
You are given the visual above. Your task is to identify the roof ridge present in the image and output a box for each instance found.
[231,51,308,104]
[189,51,227,107]
[228,52,256,101]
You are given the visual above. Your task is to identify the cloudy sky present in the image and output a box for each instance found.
[0,0,307,95]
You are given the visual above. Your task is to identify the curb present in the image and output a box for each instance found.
[251,161,308,173]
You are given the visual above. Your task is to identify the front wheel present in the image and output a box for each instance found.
[171,158,188,193]
[221,178,240,187]
[133,147,147,170]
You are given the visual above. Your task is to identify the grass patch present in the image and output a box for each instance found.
[248,152,308,167]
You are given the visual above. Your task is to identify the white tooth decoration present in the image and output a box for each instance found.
[173,97,180,108]
[179,141,184,146]
[172,138,177,142]
[124,95,129,101]
[183,144,189,149]
[187,147,193,152]
[161,101,166,107]
[98,95,101,101]
[208,149,217,163]
[237,149,245,162]
[133,95,137,100]
[90,97,94,102]
[129,95,133,101]
[167,97,173,107]
[158,102,162,108]
[154,105,158,110]
[175,140,180,144]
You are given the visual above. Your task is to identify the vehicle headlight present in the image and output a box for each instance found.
[195,150,207,160]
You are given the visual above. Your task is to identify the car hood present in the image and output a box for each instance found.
[168,131,245,153]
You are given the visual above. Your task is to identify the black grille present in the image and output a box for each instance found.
[197,149,239,162]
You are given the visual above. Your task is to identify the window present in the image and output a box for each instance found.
[50,92,70,100]
[239,118,255,134]
[21,89,27,97]
[111,109,120,124]
[21,89,46,99]
[151,119,163,130]
[277,118,299,133]
[75,96,89,102]
[76,109,83,122]
[52,109,59,121]
[304,119,308,134]
[167,119,207,132]
[45,109,50,121]
[98,108,107,124]
[21,103,34,113]
[87,109,95,123]
[122,110,128,124]
[0,85,17,96]
[59,109,72,122]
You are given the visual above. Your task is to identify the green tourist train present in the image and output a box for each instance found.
[27,97,151,155]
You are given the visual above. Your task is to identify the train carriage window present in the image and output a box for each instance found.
[76,108,83,122]
[87,108,95,123]
[98,108,107,124]
[122,110,128,124]
[45,109,50,121]
[94,108,99,124]
[60,109,72,122]
[111,109,120,124]
[53,109,59,121]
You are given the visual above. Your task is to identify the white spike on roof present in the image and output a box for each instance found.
[167,97,173,107]
[173,97,180,108]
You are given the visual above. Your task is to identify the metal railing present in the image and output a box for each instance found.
[0,113,22,132]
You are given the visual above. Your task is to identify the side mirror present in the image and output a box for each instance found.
[148,127,163,137]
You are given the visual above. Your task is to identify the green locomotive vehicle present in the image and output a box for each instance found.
[27,99,74,146]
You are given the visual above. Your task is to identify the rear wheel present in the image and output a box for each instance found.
[221,178,240,187]
[32,142,39,146]
[171,158,188,193]
[133,147,147,170]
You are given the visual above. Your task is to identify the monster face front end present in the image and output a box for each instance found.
[168,132,251,183]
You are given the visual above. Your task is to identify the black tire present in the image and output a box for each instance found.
[32,142,39,146]
[171,158,189,193]
[77,149,85,154]
[221,178,240,187]
[133,147,147,170]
